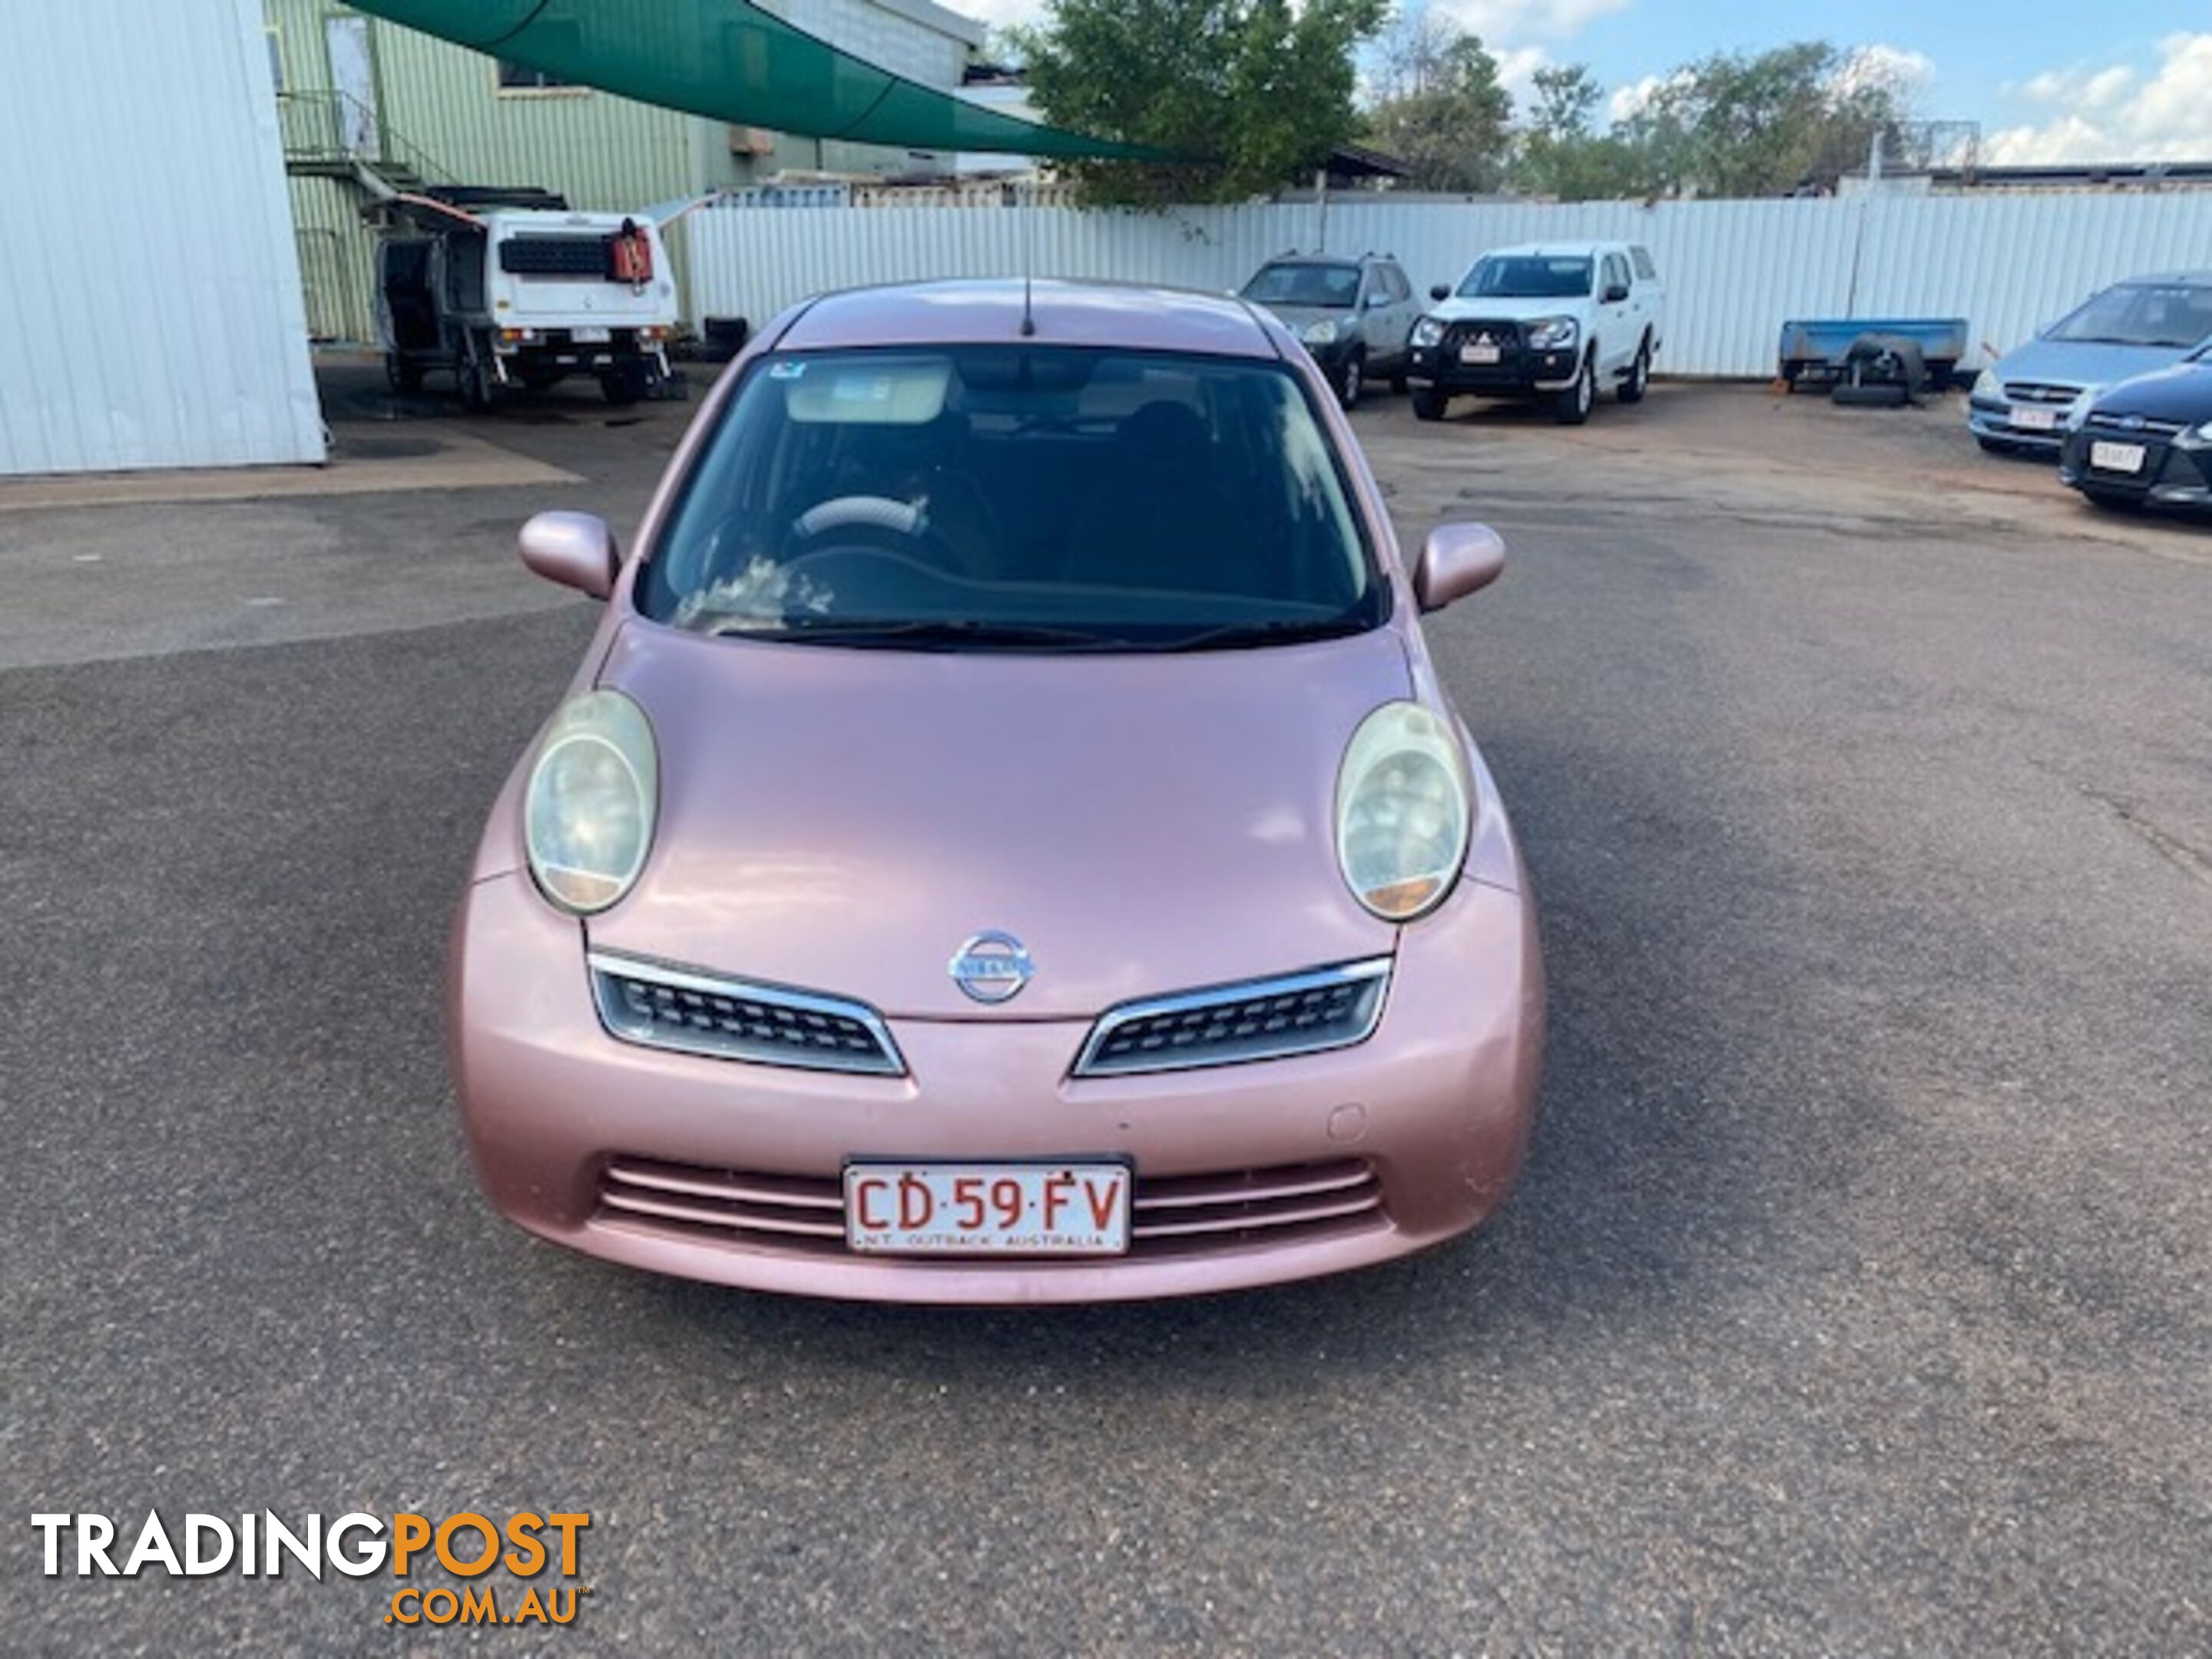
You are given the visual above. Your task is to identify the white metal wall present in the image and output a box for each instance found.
[0,0,325,476]
[690,194,2212,377]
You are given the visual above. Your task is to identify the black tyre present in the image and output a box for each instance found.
[1555,355,1596,426]
[1833,381,1909,408]
[1412,387,1448,422]
[1618,338,1651,405]
[384,353,422,394]
[600,368,644,407]
[1336,350,1365,411]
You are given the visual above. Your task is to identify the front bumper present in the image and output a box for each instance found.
[1408,343,1579,397]
[1300,335,1357,373]
[2059,427,2212,507]
[1968,395,2069,451]
[449,870,1544,1304]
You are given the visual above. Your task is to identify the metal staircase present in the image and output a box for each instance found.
[278,89,454,211]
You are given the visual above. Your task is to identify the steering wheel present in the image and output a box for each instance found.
[780,498,966,604]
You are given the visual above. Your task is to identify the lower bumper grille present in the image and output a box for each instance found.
[597,1156,1386,1260]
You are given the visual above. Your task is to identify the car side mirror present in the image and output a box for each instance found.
[1415,523,1505,613]
[1429,283,1451,303]
[1363,290,1389,310]
[1604,282,1631,303]
[518,511,620,600]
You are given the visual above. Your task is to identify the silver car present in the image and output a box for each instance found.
[1240,253,1420,409]
[1969,271,2212,454]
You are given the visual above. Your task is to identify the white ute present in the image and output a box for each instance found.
[1406,240,1667,425]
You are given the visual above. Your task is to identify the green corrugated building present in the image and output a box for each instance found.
[266,0,986,341]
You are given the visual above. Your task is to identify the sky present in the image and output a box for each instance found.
[959,0,2212,167]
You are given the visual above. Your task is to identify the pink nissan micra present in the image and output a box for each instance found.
[449,280,1544,1303]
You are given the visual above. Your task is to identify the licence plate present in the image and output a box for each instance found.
[571,326,612,344]
[843,1162,1131,1256]
[2091,440,2147,474]
[1460,343,1502,365]
[2010,406,2060,432]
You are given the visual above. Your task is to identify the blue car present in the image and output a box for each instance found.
[1969,271,2212,455]
[2058,353,2212,513]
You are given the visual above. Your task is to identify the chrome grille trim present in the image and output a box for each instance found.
[594,1157,1386,1257]
[2002,380,2083,405]
[1071,958,1392,1078]
[588,952,906,1076]
[2084,415,2187,437]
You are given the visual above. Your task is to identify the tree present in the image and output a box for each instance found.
[1616,42,1910,197]
[1013,0,1389,205]
[1513,63,1648,200]
[1363,17,1512,194]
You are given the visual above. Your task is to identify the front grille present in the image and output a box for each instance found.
[499,235,613,277]
[2084,415,2187,438]
[1072,959,1391,1078]
[596,1156,1386,1259]
[588,952,904,1076]
[2002,380,2082,405]
[1442,319,1526,360]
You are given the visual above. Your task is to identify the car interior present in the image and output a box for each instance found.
[654,349,1376,636]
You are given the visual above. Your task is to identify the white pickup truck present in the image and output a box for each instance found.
[1406,240,1667,425]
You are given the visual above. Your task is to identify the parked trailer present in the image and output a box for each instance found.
[376,187,680,410]
[1778,318,1969,394]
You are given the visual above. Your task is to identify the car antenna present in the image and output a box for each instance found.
[1021,275,1036,337]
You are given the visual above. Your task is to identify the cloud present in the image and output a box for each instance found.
[1988,32,2212,164]
[1426,0,1630,45]
[1606,71,1666,124]
[1492,44,1553,100]
[955,0,1047,28]
[1836,43,1936,101]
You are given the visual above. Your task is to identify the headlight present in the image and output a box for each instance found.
[1525,316,1578,351]
[524,690,658,914]
[1335,702,1472,922]
[1302,319,1339,346]
[1972,368,1999,398]
[2187,419,2212,445]
[1412,317,1444,348]
[2064,387,2101,431]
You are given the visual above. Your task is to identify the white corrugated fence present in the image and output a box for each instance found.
[0,0,324,475]
[688,193,2212,378]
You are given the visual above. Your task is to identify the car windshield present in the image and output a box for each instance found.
[2048,283,2212,349]
[641,346,1384,651]
[1458,256,1593,300]
[1240,263,1362,309]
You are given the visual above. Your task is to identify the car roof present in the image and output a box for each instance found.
[1258,253,1373,267]
[2115,270,2212,286]
[776,279,1282,358]
[1481,242,1621,259]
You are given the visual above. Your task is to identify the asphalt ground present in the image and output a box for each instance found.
[2,365,2208,1653]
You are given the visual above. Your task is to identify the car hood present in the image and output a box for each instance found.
[1250,302,1356,334]
[1426,294,1588,323]
[2087,360,2212,422]
[585,620,1412,1021]
[1992,336,2191,392]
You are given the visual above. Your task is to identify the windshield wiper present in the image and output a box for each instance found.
[761,616,1127,651]
[1153,616,1369,653]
